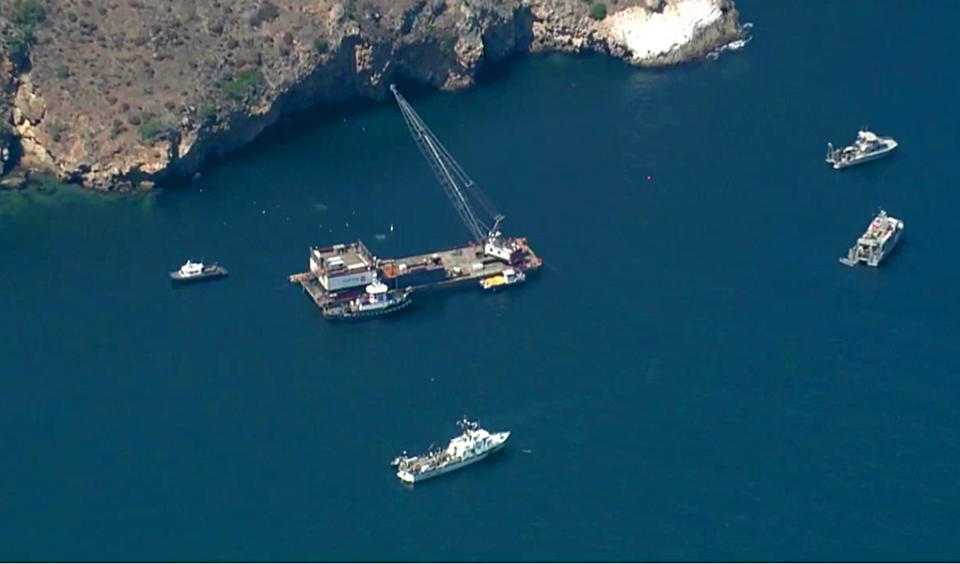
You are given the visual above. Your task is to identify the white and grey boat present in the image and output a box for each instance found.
[391,418,510,484]
[826,129,898,169]
[169,259,228,283]
[839,209,903,267]
[322,279,411,320]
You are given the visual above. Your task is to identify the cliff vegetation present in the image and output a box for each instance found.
[0,0,742,190]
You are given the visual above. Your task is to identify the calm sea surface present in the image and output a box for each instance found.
[2,1,959,560]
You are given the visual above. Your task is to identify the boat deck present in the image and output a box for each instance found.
[289,238,542,309]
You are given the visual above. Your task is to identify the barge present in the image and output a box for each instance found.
[291,239,541,315]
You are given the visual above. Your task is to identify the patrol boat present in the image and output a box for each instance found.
[826,129,898,169]
[321,279,411,320]
[839,209,904,267]
[391,418,510,484]
[169,260,228,282]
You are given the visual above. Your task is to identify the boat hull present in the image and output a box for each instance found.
[169,266,228,283]
[839,222,903,267]
[322,293,412,321]
[830,144,897,169]
[397,434,509,484]
[871,226,903,266]
[481,281,524,292]
[480,269,528,292]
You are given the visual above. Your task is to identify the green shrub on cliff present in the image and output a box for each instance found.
[202,102,218,124]
[138,117,166,144]
[221,70,265,103]
[3,0,47,72]
[11,0,46,33]
[589,2,608,20]
[313,38,328,54]
[2,32,31,68]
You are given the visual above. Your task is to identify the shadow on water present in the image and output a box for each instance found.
[160,96,384,192]
[168,277,230,290]
[475,51,618,87]
[161,54,564,193]
[838,156,899,182]
[474,53,531,86]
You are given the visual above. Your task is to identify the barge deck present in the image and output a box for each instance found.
[288,239,542,310]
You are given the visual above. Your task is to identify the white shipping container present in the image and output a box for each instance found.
[321,270,375,291]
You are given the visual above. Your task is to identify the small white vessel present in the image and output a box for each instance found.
[169,260,228,282]
[839,209,904,267]
[826,129,898,169]
[391,418,510,484]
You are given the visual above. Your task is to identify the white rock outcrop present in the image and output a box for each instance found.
[599,0,725,63]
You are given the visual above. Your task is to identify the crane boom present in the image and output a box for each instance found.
[390,84,500,244]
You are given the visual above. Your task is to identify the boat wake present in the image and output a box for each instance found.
[706,22,753,60]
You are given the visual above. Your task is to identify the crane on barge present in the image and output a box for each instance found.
[288,87,542,313]
[390,84,520,263]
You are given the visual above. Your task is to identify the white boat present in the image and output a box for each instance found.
[826,129,898,169]
[322,279,411,320]
[839,209,904,267]
[169,260,228,282]
[391,418,510,484]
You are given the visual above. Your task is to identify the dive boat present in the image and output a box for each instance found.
[169,260,228,283]
[322,279,412,320]
[391,418,510,484]
[826,129,898,169]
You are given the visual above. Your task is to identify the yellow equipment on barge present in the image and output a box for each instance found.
[479,268,526,291]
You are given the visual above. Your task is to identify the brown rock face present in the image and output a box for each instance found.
[0,0,741,190]
[0,24,17,175]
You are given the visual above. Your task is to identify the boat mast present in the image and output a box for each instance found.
[390,84,503,245]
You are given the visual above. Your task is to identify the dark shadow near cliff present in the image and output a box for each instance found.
[161,62,537,193]
[474,50,612,88]
[161,96,384,192]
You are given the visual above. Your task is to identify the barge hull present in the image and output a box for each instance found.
[290,238,542,313]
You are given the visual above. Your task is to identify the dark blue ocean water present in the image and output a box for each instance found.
[2,1,960,560]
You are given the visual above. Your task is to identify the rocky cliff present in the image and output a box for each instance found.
[0,0,742,190]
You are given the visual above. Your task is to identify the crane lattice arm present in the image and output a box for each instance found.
[391,84,501,244]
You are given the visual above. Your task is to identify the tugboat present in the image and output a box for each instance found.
[321,279,412,320]
[390,418,510,484]
[479,268,526,291]
[839,209,904,267]
[826,129,898,169]
[169,260,228,283]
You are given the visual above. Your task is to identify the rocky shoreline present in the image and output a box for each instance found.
[0,0,742,191]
